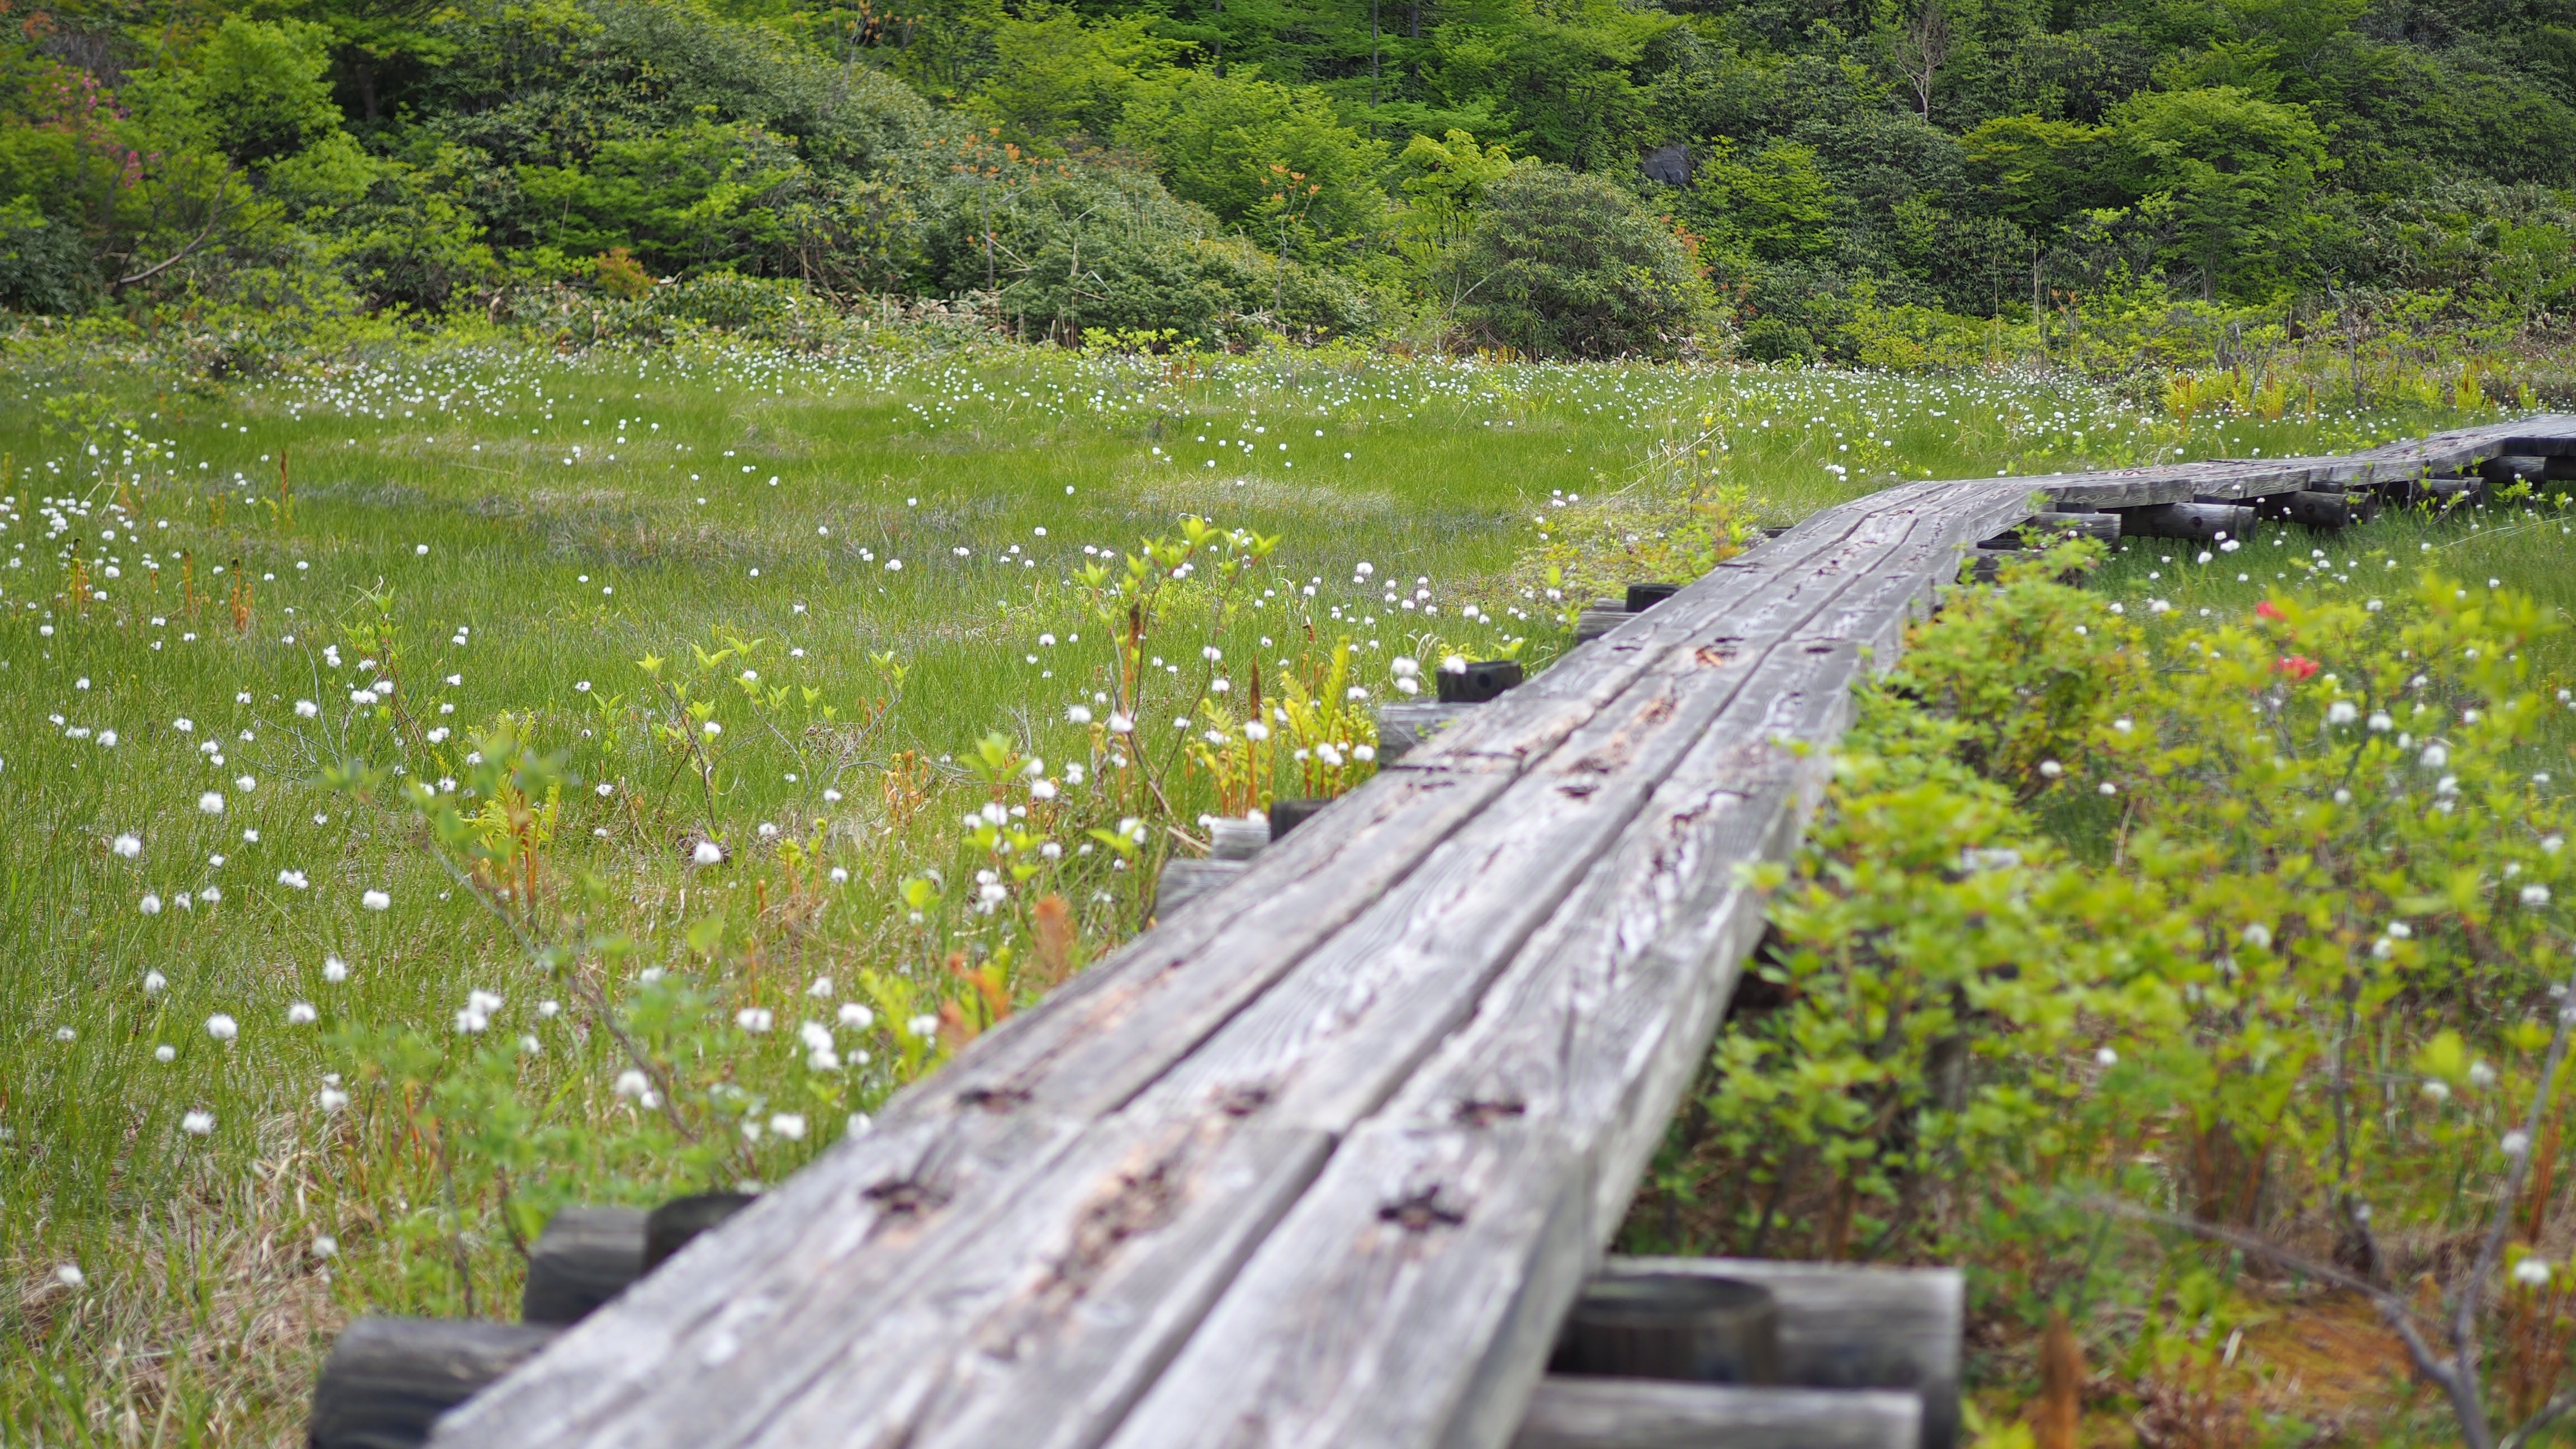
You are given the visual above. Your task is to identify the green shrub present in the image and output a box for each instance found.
[1445,164,1717,360]
[1633,543,2576,1440]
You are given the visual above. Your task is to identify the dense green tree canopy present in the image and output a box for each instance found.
[2,0,2573,356]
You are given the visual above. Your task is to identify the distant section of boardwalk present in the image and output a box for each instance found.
[430,416,2576,1449]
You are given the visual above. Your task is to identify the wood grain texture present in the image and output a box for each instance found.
[442,416,2576,1449]
[1511,1379,1921,1449]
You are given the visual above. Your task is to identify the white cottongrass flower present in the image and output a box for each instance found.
[537,999,559,1019]
[837,1003,875,1030]
[313,1235,339,1259]
[807,976,834,998]
[1029,779,1059,800]
[769,1113,807,1142]
[139,892,162,916]
[702,720,722,737]
[2097,782,2118,796]
[1066,704,1093,724]
[198,792,224,815]
[2096,1047,2119,1066]
[2516,1258,2554,1286]
[295,699,319,718]
[323,955,348,983]
[318,1085,349,1112]
[54,1263,83,1289]
[2525,884,2553,907]
[277,869,310,889]
[2327,700,2358,726]
[2422,744,2449,769]
[361,889,391,911]
[204,1013,236,1042]
[112,834,141,859]
[614,1068,653,1100]
[154,1044,176,1062]
[828,866,849,883]
[2242,923,2274,949]
[2038,760,2063,778]
[143,970,167,995]
[693,840,724,866]
[1107,712,1134,734]
[2425,1079,2453,1102]
[286,1002,317,1025]
[180,1110,214,1136]
[2504,1130,2532,1156]
[2368,712,2393,732]
[736,1007,774,1033]
[906,1013,940,1039]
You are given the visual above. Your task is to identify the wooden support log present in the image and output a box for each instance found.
[643,1192,757,1272]
[1373,700,1477,764]
[1573,607,1629,644]
[2284,489,2374,529]
[1624,583,1680,612]
[2119,501,2255,540]
[2481,454,2551,486]
[1209,816,1271,861]
[1267,797,1331,840]
[1511,1379,1920,1449]
[310,1318,560,1449]
[1551,1273,1780,1384]
[1154,858,1247,918]
[1602,1257,1963,1449]
[2020,510,2122,543]
[1437,659,1525,704]
[520,1207,647,1325]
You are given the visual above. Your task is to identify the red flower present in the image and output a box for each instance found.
[2255,600,2286,622]
[2277,655,2319,680]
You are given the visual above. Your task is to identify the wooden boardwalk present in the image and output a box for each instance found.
[431,416,2576,1449]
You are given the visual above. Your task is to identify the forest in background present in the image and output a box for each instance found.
[4,0,2576,365]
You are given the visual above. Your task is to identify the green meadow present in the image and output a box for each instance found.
[0,339,2520,1441]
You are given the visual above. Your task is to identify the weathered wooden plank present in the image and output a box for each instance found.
[1105,1120,1591,1449]
[734,1119,1330,1449]
[902,760,1510,1123]
[1105,502,2009,1449]
[1129,488,2005,1137]
[431,1110,1083,1444]
[1511,1379,1921,1449]
[1605,1257,1963,1449]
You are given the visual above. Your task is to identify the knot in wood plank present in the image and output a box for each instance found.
[1378,1188,1467,1234]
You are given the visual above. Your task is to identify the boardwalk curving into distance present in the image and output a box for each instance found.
[429,416,2576,1449]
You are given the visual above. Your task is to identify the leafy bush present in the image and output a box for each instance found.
[1445,163,1718,359]
[1634,543,2576,1442]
